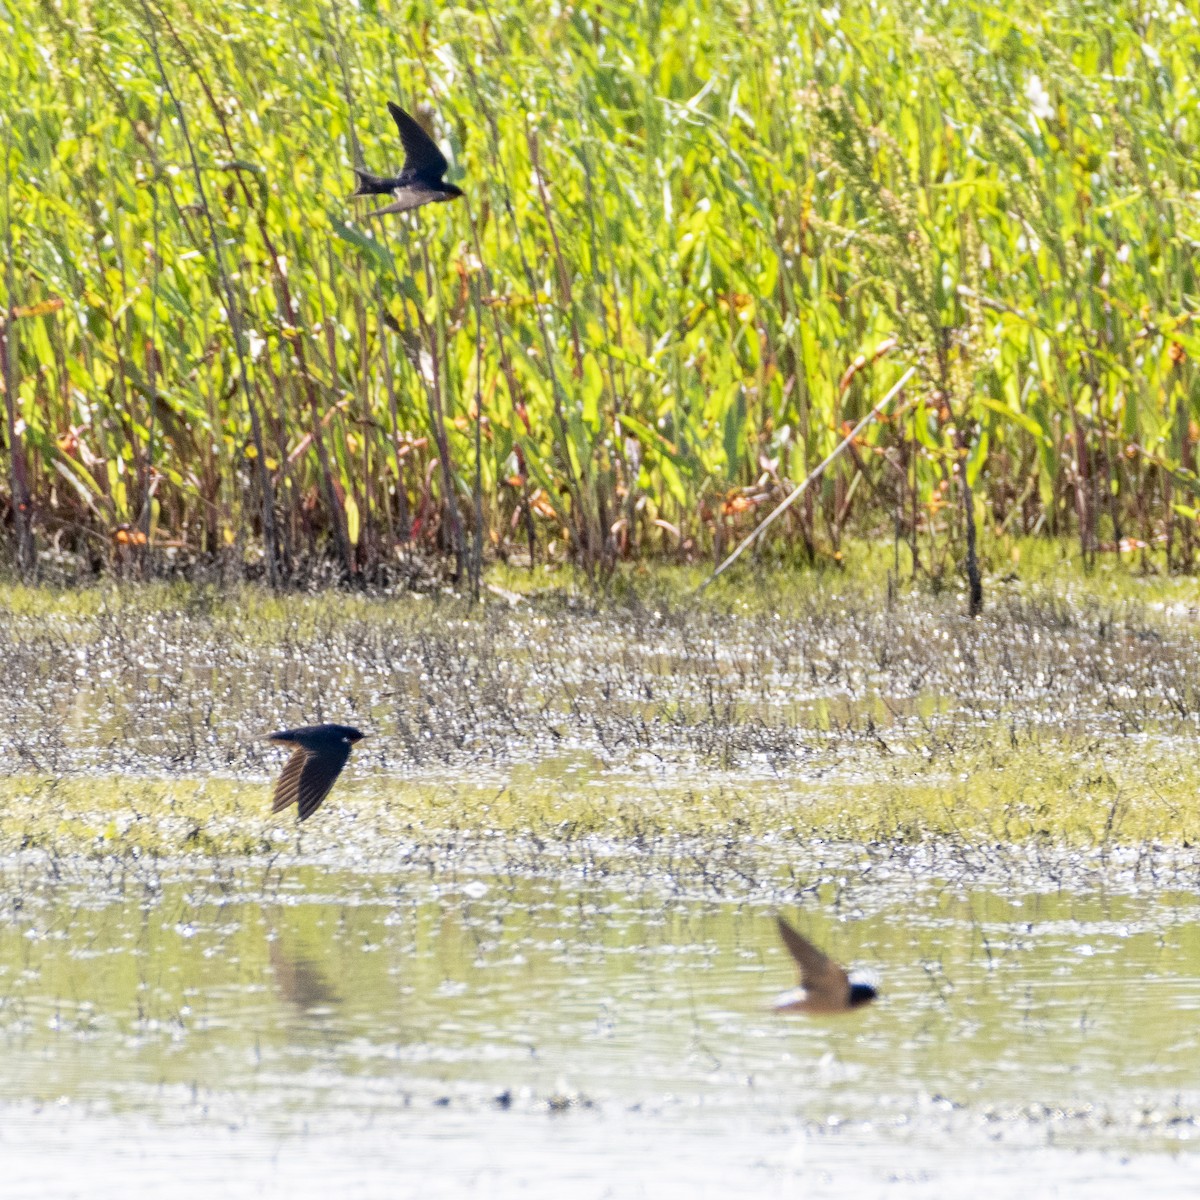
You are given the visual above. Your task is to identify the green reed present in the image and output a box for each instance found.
[1,0,1198,591]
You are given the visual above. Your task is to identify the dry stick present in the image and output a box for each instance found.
[337,46,412,554]
[526,120,605,567]
[417,242,464,580]
[382,227,463,579]
[697,368,916,594]
[471,275,484,602]
[1,124,33,577]
[39,0,207,305]
[356,48,466,572]
[431,21,539,573]
[356,290,376,569]
[311,239,355,577]
[199,148,336,572]
[257,217,343,580]
[102,127,140,575]
[909,405,920,576]
[138,97,166,576]
[575,136,628,417]
[458,179,536,569]
[149,12,290,575]
[140,5,279,587]
[324,6,363,172]
[574,137,631,565]
[374,283,411,543]
[454,28,590,575]
[527,127,583,377]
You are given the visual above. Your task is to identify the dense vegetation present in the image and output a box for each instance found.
[2,0,1199,594]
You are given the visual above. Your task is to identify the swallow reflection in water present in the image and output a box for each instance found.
[267,724,366,822]
[352,101,464,217]
[268,939,342,1014]
[772,915,878,1015]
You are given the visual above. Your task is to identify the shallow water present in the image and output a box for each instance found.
[4,585,1199,783]
[3,861,1198,1197]
[4,589,1200,1193]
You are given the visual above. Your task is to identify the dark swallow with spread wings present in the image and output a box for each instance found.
[267,724,366,822]
[772,915,878,1015]
[352,101,463,217]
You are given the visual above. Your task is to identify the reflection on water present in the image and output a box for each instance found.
[1,863,1199,1195]
[268,938,342,1016]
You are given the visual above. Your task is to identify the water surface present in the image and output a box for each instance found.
[3,860,1198,1197]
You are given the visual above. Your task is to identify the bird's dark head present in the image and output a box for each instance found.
[848,982,878,1008]
[339,726,367,744]
[437,182,465,201]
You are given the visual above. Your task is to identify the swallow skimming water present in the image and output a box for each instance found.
[352,101,463,217]
[267,724,366,822]
[772,915,878,1015]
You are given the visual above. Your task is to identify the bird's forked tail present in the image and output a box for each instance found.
[351,168,396,197]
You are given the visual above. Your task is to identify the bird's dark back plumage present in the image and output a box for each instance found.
[269,724,365,746]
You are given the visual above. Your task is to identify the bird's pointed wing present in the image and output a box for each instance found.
[271,742,352,821]
[295,741,352,821]
[271,746,309,813]
[387,101,448,178]
[776,916,850,1006]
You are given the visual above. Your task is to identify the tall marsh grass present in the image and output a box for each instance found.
[1,0,1198,590]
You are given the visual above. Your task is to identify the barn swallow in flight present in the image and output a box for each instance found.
[352,101,464,217]
[266,724,366,821]
[772,915,878,1014]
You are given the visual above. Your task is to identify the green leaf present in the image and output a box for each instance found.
[658,455,688,507]
[722,384,747,476]
[331,218,395,274]
[966,429,989,489]
[581,353,604,432]
[976,396,1048,443]
[618,414,682,464]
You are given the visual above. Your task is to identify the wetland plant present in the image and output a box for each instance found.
[0,1,1198,595]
